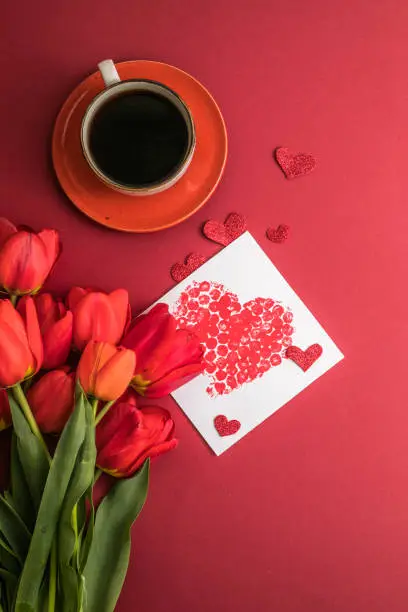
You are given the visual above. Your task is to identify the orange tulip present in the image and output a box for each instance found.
[0,298,43,387]
[19,293,73,369]
[27,369,75,433]
[77,341,136,401]
[96,398,177,478]
[67,287,130,351]
[0,390,11,431]
[122,303,204,398]
[0,218,60,296]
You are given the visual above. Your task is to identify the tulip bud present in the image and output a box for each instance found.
[68,287,130,351]
[77,341,135,401]
[27,370,75,433]
[122,303,204,398]
[0,298,43,387]
[0,218,60,296]
[19,293,73,370]
[96,400,177,477]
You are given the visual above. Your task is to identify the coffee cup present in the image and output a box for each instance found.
[81,59,196,195]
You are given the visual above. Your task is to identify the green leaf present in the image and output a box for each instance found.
[37,573,49,612]
[14,394,86,612]
[0,569,17,605]
[79,488,94,573]
[0,533,20,575]
[10,436,35,531]
[83,460,150,612]
[58,395,96,612]
[0,495,31,563]
[8,396,49,511]
[0,581,4,612]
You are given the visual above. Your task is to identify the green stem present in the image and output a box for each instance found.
[12,384,50,460]
[48,541,57,612]
[12,384,57,612]
[10,294,17,306]
[91,398,99,419]
[94,400,114,426]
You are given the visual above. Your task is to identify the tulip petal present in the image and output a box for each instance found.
[96,402,177,478]
[33,293,60,333]
[27,370,75,433]
[73,291,129,350]
[2,298,28,339]
[123,304,176,376]
[37,229,60,272]
[0,232,44,293]
[107,405,177,476]
[0,301,33,386]
[108,289,130,338]
[0,218,17,249]
[125,438,178,476]
[67,286,90,310]
[42,311,73,369]
[96,403,140,456]
[78,341,135,401]
[144,328,204,382]
[139,361,205,398]
[94,347,136,402]
[19,297,43,373]
[78,341,116,395]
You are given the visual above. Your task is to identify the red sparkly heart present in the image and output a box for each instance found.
[171,253,207,282]
[214,415,241,437]
[275,147,316,179]
[202,213,247,246]
[172,281,295,397]
[286,344,323,371]
[266,224,290,243]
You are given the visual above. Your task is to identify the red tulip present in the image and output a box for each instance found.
[122,303,204,398]
[0,218,60,296]
[18,293,73,369]
[0,391,11,431]
[77,341,136,401]
[0,298,43,387]
[67,287,130,351]
[27,370,75,433]
[96,399,177,477]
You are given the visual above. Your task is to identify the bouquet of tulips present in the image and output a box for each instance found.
[0,218,204,612]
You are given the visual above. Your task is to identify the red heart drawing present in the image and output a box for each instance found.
[286,344,323,371]
[171,253,207,282]
[214,415,241,436]
[202,212,247,246]
[275,147,316,179]
[266,224,290,243]
[172,281,295,397]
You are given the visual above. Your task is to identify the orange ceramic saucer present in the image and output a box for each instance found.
[52,61,228,232]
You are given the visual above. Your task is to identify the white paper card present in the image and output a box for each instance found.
[157,233,343,455]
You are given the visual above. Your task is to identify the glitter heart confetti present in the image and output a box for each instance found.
[202,212,247,246]
[286,344,323,371]
[171,253,207,282]
[275,147,316,179]
[214,415,241,437]
[266,224,290,243]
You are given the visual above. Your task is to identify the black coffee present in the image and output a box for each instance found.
[89,91,189,187]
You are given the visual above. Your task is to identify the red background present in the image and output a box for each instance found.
[1,1,408,610]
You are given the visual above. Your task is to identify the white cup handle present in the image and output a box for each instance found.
[98,59,121,88]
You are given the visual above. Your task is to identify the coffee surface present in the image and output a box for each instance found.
[89,91,189,187]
